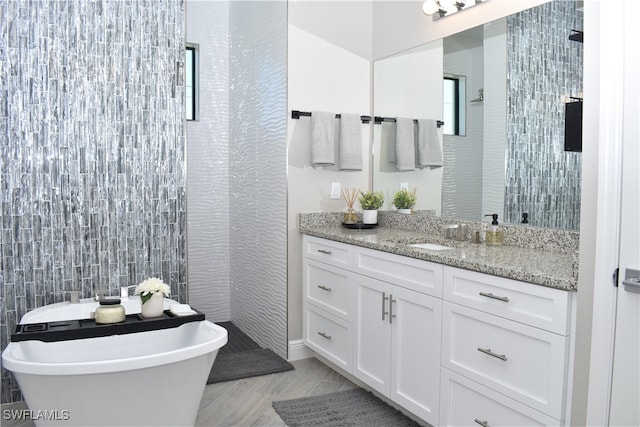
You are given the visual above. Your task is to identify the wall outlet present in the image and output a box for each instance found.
[400,182,409,190]
[330,182,341,199]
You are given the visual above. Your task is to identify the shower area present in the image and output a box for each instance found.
[1,0,288,403]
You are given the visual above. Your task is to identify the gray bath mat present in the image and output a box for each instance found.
[272,388,423,427]
[207,322,293,383]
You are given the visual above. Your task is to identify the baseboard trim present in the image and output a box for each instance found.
[288,339,313,361]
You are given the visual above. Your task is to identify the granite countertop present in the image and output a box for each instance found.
[300,225,578,291]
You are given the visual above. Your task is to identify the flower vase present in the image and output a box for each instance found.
[141,292,164,318]
[362,209,378,224]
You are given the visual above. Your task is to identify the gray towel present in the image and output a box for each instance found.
[338,113,363,170]
[311,111,336,166]
[383,122,397,164]
[394,117,415,171]
[416,119,442,167]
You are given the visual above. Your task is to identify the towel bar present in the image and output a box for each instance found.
[291,110,372,124]
[374,116,444,128]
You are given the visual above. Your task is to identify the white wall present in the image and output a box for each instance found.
[373,42,444,213]
[287,2,373,342]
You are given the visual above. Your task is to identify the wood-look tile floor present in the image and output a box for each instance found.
[1,357,358,427]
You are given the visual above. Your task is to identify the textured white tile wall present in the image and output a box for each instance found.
[228,1,288,358]
[185,1,231,321]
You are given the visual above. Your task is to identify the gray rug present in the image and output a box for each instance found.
[208,322,294,384]
[272,388,423,427]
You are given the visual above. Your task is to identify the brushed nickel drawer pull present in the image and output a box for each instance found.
[477,347,507,361]
[389,295,397,324]
[474,419,490,427]
[317,249,332,255]
[317,285,332,292]
[382,292,389,321]
[479,292,510,302]
[317,331,332,340]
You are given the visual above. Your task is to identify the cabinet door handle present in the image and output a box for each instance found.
[317,249,332,255]
[474,419,491,427]
[317,331,332,340]
[479,292,510,302]
[382,292,389,321]
[317,285,332,292]
[389,295,397,324]
[477,347,508,361]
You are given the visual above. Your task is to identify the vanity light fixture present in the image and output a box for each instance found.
[423,0,486,19]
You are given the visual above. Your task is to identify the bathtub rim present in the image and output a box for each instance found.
[2,321,228,376]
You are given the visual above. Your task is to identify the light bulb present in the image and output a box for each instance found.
[437,0,458,14]
[422,0,439,15]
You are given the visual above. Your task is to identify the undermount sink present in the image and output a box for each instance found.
[408,243,453,251]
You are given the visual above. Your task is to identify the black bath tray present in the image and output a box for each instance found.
[11,310,205,343]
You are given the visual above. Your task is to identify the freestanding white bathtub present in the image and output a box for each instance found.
[2,297,227,427]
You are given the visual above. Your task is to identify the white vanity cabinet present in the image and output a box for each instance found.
[302,237,355,372]
[439,266,573,426]
[302,235,575,426]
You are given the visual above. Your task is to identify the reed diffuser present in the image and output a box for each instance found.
[341,187,359,224]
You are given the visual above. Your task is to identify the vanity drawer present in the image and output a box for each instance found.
[303,236,354,270]
[441,302,568,418]
[304,305,352,372]
[354,246,443,297]
[303,259,354,321]
[439,368,561,426]
[444,267,571,335]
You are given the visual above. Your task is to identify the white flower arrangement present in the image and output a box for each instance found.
[135,277,171,305]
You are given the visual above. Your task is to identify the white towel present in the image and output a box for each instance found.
[169,303,197,316]
[416,119,442,167]
[310,111,336,166]
[394,117,416,171]
[338,113,363,170]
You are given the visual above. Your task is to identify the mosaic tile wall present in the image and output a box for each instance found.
[505,0,583,230]
[0,0,186,402]
[228,0,288,359]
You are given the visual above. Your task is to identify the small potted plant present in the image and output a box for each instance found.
[135,277,171,318]
[393,188,417,214]
[359,191,384,224]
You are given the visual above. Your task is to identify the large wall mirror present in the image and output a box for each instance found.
[373,0,583,230]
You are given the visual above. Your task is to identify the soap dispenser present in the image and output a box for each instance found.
[484,213,504,246]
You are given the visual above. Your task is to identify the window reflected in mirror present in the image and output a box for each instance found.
[443,75,465,136]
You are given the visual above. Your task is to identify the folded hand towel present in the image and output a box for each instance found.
[416,119,443,167]
[311,111,336,166]
[169,304,197,316]
[338,113,363,170]
[394,117,416,171]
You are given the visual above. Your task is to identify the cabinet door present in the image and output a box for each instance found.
[440,368,561,427]
[391,286,442,426]
[354,276,392,394]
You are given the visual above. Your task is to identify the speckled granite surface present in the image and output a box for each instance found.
[299,212,579,291]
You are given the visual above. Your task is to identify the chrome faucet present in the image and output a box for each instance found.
[95,289,107,301]
[120,285,137,300]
